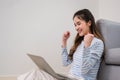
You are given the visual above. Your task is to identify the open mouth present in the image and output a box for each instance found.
[78,29,82,34]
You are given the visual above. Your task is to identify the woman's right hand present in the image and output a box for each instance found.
[62,31,70,47]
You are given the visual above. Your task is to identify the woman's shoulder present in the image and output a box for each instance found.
[90,37,104,47]
[93,37,103,43]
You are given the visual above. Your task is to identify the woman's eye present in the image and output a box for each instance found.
[77,22,81,25]
[74,22,81,27]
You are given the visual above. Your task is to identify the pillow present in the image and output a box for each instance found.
[105,48,120,65]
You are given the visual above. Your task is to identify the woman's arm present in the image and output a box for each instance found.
[61,31,72,66]
[81,39,104,74]
[61,47,72,66]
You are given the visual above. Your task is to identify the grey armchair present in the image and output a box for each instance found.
[96,19,120,80]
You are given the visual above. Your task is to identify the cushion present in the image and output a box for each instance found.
[105,48,120,65]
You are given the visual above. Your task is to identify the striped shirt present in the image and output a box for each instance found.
[61,37,104,80]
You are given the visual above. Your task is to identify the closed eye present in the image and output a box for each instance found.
[74,22,81,27]
[77,22,81,25]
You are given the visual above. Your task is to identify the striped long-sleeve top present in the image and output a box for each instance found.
[61,37,104,80]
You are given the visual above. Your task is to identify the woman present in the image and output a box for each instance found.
[61,9,104,80]
[17,9,104,80]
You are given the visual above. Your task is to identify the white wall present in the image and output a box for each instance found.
[0,0,98,76]
[99,0,120,22]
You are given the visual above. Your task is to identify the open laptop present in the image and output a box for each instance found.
[27,53,75,80]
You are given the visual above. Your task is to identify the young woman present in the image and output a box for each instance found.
[17,9,104,80]
[61,9,104,80]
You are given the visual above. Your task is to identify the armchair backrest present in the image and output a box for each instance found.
[96,19,120,80]
[97,19,120,50]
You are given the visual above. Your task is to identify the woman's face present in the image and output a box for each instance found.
[73,16,91,36]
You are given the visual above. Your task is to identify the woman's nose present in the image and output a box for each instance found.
[75,26,79,31]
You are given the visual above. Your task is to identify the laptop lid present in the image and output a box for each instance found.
[27,53,67,79]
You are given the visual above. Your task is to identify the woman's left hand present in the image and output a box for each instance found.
[84,33,94,48]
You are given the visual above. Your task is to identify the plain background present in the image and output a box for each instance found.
[0,0,120,76]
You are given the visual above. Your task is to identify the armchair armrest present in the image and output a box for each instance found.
[105,48,120,65]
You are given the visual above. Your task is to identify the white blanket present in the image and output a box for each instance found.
[17,69,57,80]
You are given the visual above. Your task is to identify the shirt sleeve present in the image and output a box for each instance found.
[61,47,72,66]
[81,40,104,74]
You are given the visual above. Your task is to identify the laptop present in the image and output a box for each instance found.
[27,53,75,80]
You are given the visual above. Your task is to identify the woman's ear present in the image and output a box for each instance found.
[88,20,91,27]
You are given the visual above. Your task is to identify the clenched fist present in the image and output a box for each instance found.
[62,31,70,47]
[84,33,94,48]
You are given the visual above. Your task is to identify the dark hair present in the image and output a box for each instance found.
[68,9,104,60]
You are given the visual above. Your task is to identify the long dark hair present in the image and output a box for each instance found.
[68,9,104,60]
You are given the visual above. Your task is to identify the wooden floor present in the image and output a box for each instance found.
[0,77,16,80]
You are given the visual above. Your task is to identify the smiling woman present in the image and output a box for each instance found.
[61,9,104,80]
